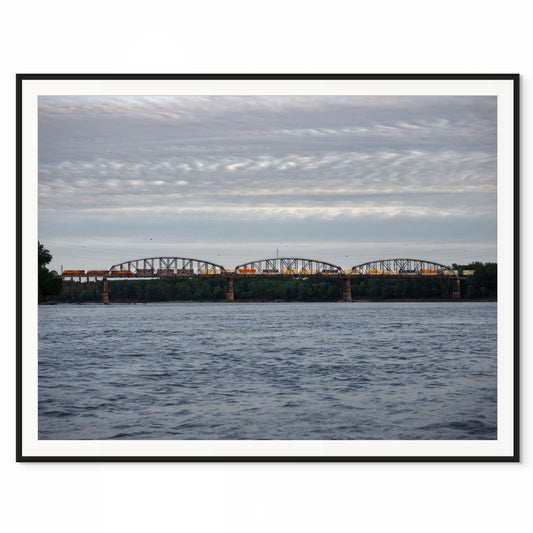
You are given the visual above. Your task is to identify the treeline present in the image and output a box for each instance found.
[453,261,497,299]
[53,262,497,303]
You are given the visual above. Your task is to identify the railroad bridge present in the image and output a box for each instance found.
[61,256,466,303]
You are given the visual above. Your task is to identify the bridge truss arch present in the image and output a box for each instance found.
[350,258,453,275]
[234,257,344,275]
[108,257,226,277]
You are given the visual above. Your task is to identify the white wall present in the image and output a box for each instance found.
[1,2,530,531]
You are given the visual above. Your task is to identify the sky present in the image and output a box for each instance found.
[38,95,497,273]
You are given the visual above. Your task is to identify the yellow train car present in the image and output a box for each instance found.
[201,269,218,275]
[282,269,298,275]
[384,270,399,275]
[176,268,194,275]
[300,269,316,275]
[463,270,475,276]
[443,270,458,276]
[368,270,382,275]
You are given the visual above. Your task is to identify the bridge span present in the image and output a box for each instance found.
[61,256,467,303]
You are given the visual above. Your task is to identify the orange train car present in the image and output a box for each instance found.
[62,270,85,276]
[422,270,438,275]
[238,269,257,274]
[156,268,174,276]
[86,270,108,276]
[136,268,154,276]
[111,270,133,276]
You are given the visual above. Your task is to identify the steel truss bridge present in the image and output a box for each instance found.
[108,257,226,277]
[62,256,465,303]
[234,257,344,276]
[350,258,455,277]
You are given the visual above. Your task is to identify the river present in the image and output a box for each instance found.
[38,301,497,440]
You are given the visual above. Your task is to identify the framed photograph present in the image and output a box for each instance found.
[17,74,519,461]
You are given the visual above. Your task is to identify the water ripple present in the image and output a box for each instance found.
[38,301,497,440]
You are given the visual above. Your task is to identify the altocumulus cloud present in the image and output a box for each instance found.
[38,95,497,269]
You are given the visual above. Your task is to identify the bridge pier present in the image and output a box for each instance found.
[342,277,352,302]
[102,277,110,304]
[225,277,234,302]
[452,278,461,300]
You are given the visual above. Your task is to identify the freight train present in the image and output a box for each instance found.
[62,267,475,277]
[347,269,473,276]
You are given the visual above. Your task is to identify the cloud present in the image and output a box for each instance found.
[38,95,497,270]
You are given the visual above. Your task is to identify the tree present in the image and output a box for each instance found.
[466,262,497,298]
[38,242,62,303]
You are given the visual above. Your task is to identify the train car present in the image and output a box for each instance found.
[201,269,218,275]
[238,269,257,274]
[282,269,298,275]
[422,270,438,275]
[262,269,279,275]
[443,270,458,276]
[300,269,316,275]
[86,270,108,276]
[62,270,85,276]
[400,269,417,275]
[321,269,338,275]
[384,270,399,275]
[136,268,154,276]
[463,270,475,276]
[223,269,236,274]
[156,268,174,277]
[176,268,195,275]
[111,270,133,277]
[367,270,382,275]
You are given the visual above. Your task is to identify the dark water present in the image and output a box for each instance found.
[38,302,497,440]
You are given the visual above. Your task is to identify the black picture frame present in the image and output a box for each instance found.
[17,74,520,462]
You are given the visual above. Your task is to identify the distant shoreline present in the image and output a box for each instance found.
[41,298,497,305]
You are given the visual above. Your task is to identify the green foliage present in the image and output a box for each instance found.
[38,242,62,302]
[466,262,497,298]
[451,261,497,299]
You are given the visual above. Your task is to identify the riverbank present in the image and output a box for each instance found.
[44,297,497,305]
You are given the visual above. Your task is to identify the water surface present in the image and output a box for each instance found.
[38,302,497,440]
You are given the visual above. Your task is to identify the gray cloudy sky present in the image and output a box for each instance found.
[38,95,497,272]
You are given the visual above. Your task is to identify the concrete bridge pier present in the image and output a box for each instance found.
[342,277,352,302]
[452,278,461,299]
[225,277,234,302]
[102,276,110,304]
